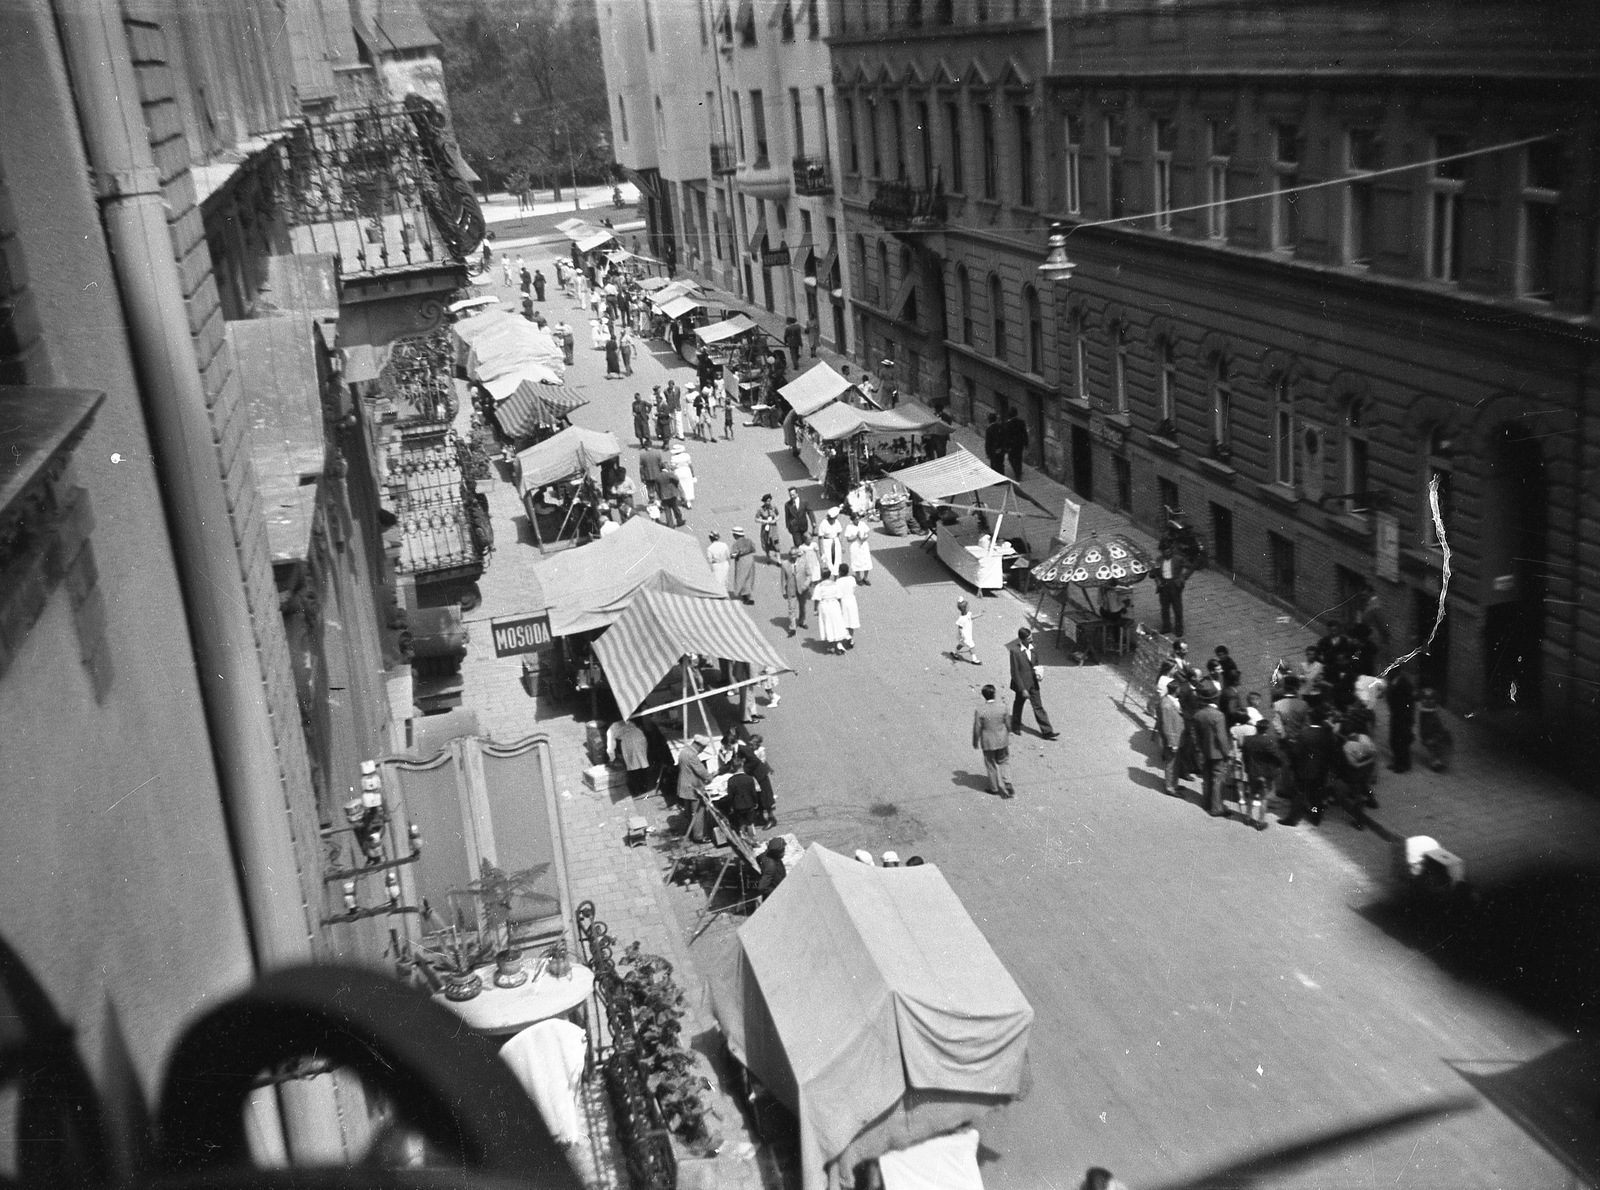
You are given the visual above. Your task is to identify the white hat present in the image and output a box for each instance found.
[881,851,900,867]
[854,849,876,866]
[828,507,841,518]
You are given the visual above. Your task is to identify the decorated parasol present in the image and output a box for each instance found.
[1032,531,1154,588]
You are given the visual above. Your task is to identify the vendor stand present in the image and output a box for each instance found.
[513,426,623,552]
[1030,531,1152,661]
[777,362,871,458]
[653,291,707,361]
[482,374,589,450]
[709,843,1033,1190]
[797,399,952,498]
[453,310,566,386]
[889,448,1019,594]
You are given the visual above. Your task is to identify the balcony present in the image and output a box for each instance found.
[867,179,948,231]
[710,141,738,176]
[793,155,833,196]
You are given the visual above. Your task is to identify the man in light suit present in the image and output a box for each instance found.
[972,685,1016,798]
[1007,627,1059,739]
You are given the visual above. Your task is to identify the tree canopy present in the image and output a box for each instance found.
[423,0,612,196]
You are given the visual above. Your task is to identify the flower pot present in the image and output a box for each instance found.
[443,971,483,1001]
[494,949,527,988]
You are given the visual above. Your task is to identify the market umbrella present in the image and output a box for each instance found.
[1031,531,1153,588]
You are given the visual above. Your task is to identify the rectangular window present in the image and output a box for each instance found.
[1207,120,1234,239]
[790,88,805,158]
[979,103,997,199]
[1158,341,1176,428]
[869,100,882,177]
[816,89,830,164]
[1152,118,1173,230]
[1427,133,1465,283]
[990,277,1006,359]
[1273,379,1295,487]
[1272,123,1299,251]
[1520,140,1562,301]
[1211,503,1234,571]
[1114,456,1132,512]
[1344,128,1380,265]
[918,102,933,189]
[1073,316,1087,399]
[1158,477,1180,513]
[844,99,859,173]
[1211,357,1232,448]
[732,91,746,160]
[1016,105,1035,207]
[1113,328,1128,413]
[889,100,905,179]
[751,90,769,166]
[1064,114,1082,215]
[1268,532,1296,601]
[946,102,964,193]
[1105,113,1126,218]
[808,0,820,36]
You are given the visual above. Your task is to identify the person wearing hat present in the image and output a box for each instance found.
[631,393,652,449]
[816,506,843,571]
[729,527,758,603]
[844,510,873,584]
[706,531,731,589]
[736,734,777,827]
[783,487,810,548]
[778,547,806,635]
[676,734,714,807]
[669,439,696,508]
[1192,677,1232,818]
[812,566,848,655]
[953,598,980,665]
[1007,627,1058,739]
[972,683,1015,798]
[757,837,788,898]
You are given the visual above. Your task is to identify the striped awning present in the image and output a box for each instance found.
[594,589,791,719]
[493,382,590,440]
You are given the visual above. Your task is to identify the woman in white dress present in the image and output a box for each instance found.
[835,563,860,647]
[811,567,847,655]
[669,440,696,508]
[706,532,731,590]
[815,507,843,571]
[844,514,873,585]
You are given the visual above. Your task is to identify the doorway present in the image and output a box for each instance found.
[1070,425,1093,500]
[1480,426,1546,708]
[1027,391,1046,468]
[1412,586,1450,700]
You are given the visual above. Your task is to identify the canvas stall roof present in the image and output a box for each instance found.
[514,426,620,494]
[482,365,563,400]
[554,217,585,234]
[449,295,499,314]
[559,220,607,243]
[453,309,518,344]
[526,517,725,638]
[878,1128,984,1190]
[778,362,856,418]
[800,400,867,442]
[576,230,616,253]
[636,275,673,292]
[649,280,703,309]
[493,382,590,439]
[231,315,324,564]
[714,844,1032,1190]
[694,315,759,345]
[594,589,791,719]
[803,399,949,442]
[892,447,1013,501]
[466,319,566,384]
[658,295,705,320]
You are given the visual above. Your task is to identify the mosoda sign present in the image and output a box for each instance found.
[491,612,553,657]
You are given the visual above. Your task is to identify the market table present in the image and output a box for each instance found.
[436,963,594,1035]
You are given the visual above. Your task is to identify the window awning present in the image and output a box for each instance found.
[778,361,857,417]
[492,382,591,439]
[659,295,705,320]
[694,314,759,345]
[892,446,1014,501]
[594,589,791,719]
[748,210,767,256]
[888,268,918,321]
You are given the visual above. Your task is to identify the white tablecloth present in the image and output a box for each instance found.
[437,963,594,1034]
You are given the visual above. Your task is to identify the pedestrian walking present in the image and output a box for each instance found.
[797,534,822,590]
[836,563,859,647]
[953,598,981,665]
[972,684,1016,798]
[779,548,806,635]
[1004,409,1029,480]
[654,399,672,449]
[631,393,652,449]
[501,256,512,286]
[669,439,696,508]
[638,444,665,502]
[1192,680,1231,818]
[812,567,848,655]
[657,467,686,527]
[522,295,535,322]
[1155,543,1190,637]
[783,488,809,548]
[1238,719,1280,830]
[984,413,1006,475]
[706,532,731,589]
[844,513,873,584]
[756,495,780,558]
[532,268,546,302]
[1384,665,1416,772]
[806,314,821,357]
[1416,686,1452,771]
[1156,673,1188,794]
[604,335,622,379]
[783,316,804,371]
[557,320,575,366]
[723,389,736,440]
[620,329,633,375]
[520,263,532,295]
[816,506,843,572]
[729,527,757,603]
[1007,627,1058,738]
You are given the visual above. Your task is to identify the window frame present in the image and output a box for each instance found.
[1072,313,1087,400]
[889,99,906,180]
[989,273,1006,360]
[1016,103,1035,208]
[1423,427,1455,549]
[1151,118,1174,231]
[868,97,883,178]
[1426,132,1466,283]
[957,264,972,344]
[790,88,805,158]
[1518,141,1562,301]
[1157,339,1176,428]
[1272,377,1296,488]
[1064,113,1082,216]
[1271,122,1299,253]
[1112,322,1128,414]
[1343,396,1371,512]
[1105,112,1126,218]
[876,240,890,305]
[1343,127,1380,267]
[750,89,769,168]
[946,101,965,194]
[1206,119,1233,240]
[978,102,998,200]
[1210,355,1232,450]
[1024,284,1042,374]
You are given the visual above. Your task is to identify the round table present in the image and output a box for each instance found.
[436,963,594,1035]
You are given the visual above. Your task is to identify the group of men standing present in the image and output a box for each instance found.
[983,411,1031,480]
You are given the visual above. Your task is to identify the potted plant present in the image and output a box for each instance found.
[546,934,573,979]
[414,923,495,1001]
[617,942,720,1154]
[460,859,553,985]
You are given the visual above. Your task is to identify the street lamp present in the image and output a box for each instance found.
[1037,221,1076,286]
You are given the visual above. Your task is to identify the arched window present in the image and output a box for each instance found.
[1272,377,1295,487]
[1024,285,1042,374]
[1344,395,1370,509]
[1157,338,1176,432]
[876,241,889,305]
[956,265,972,344]
[1210,355,1232,452]
[989,274,1006,360]
[1111,322,1128,413]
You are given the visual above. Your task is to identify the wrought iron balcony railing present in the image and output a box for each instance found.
[278,96,485,278]
[867,178,948,230]
[793,155,833,195]
[710,141,739,176]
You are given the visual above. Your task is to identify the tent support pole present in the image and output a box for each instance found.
[636,675,771,720]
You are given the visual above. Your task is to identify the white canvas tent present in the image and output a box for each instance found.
[712,845,1032,1190]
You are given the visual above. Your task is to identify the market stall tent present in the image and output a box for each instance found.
[459,315,566,385]
[514,426,621,494]
[525,517,725,638]
[593,589,790,720]
[694,314,760,346]
[658,294,706,321]
[778,361,860,418]
[712,844,1032,1190]
[892,448,1017,593]
[489,379,590,442]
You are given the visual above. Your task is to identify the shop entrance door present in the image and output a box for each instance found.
[1070,424,1093,500]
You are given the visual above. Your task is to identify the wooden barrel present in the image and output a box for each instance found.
[879,498,910,536]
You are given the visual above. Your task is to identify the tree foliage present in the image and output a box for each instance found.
[422,0,613,195]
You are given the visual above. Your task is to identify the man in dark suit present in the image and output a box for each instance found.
[1006,627,1058,739]
[638,446,665,502]
[1004,410,1029,480]
[984,414,1006,475]
[1191,680,1232,818]
[783,487,810,548]
[972,684,1015,798]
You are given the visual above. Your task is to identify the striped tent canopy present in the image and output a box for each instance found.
[1031,532,1153,588]
[594,589,792,719]
[492,381,590,440]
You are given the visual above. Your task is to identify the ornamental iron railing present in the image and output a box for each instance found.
[792,155,832,195]
[867,177,948,230]
[710,141,739,176]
